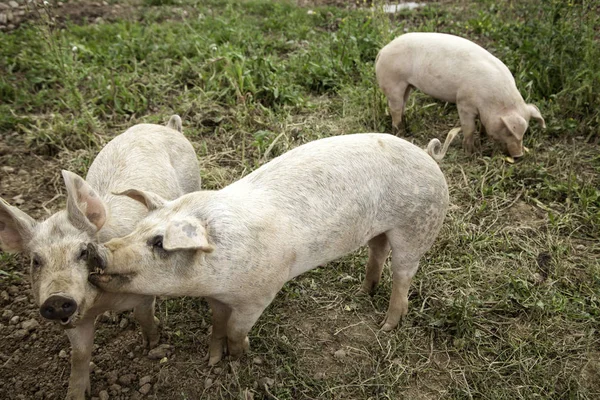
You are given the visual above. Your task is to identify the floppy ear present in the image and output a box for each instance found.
[114,189,166,211]
[163,218,214,252]
[0,197,37,253]
[62,170,107,233]
[527,104,546,129]
[166,115,182,133]
[501,113,528,140]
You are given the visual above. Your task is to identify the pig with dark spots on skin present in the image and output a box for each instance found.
[0,115,201,400]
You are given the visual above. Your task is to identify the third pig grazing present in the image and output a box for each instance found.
[376,32,546,157]
[88,134,449,365]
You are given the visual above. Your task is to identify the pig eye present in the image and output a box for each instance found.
[149,235,164,250]
[32,255,42,269]
[78,247,88,261]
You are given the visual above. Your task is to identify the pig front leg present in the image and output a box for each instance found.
[206,299,232,366]
[133,295,160,349]
[65,318,95,400]
[458,105,478,155]
[226,298,275,360]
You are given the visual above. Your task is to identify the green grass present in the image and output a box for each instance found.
[0,0,599,399]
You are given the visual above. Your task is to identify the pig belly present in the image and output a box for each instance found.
[409,67,461,103]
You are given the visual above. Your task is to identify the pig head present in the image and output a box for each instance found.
[483,104,546,158]
[0,171,110,326]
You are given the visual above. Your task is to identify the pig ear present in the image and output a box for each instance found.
[163,218,214,253]
[166,115,182,133]
[0,197,37,253]
[62,170,107,233]
[527,104,546,129]
[501,113,528,140]
[114,189,166,211]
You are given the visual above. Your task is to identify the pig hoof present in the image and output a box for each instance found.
[142,325,161,348]
[206,337,227,365]
[380,312,405,332]
[144,334,160,349]
[227,336,250,359]
[380,320,397,332]
[358,281,378,296]
[462,140,476,156]
[208,354,223,366]
[65,389,86,400]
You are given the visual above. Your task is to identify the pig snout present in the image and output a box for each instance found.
[40,294,77,322]
[86,242,108,273]
[510,151,524,158]
[88,272,130,293]
[507,141,524,158]
[88,272,112,287]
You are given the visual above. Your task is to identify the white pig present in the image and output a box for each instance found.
[376,32,546,157]
[88,133,448,366]
[0,116,201,400]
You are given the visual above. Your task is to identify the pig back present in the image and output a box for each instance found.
[86,123,201,239]
[232,134,448,268]
[380,32,514,103]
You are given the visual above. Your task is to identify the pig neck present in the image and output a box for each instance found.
[180,188,290,302]
[167,191,227,298]
[480,101,525,129]
[479,86,526,126]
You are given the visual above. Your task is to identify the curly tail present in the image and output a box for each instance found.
[426,127,461,162]
[166,115,183,133]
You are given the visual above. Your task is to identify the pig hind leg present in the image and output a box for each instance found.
[380,229,426,332]
[401,85,414,133]
[360,233,391,295]
[133,295,160,349]
[385,82,411,129]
